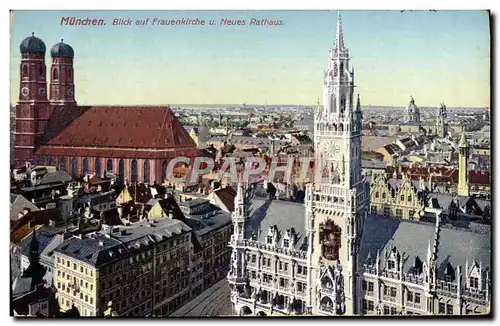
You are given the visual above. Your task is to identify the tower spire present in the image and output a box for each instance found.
[334,11,345,53]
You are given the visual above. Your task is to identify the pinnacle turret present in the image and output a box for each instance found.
[334,11,346,54]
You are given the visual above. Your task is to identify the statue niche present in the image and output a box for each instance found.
[319,220,342,261]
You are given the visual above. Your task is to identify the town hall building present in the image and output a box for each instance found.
[227,13,490,316]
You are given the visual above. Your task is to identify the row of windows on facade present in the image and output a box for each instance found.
[255,272,308,292]
[247,255,308,276]
[56,282,94,305]
[57,271,94,291]
[44,156,168,182]
[371,205,415,219]
[21,65,72,81]
[56,258,94,276]
[374,191,414,203]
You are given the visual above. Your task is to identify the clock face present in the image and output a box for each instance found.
[323,140,341,157]
[21,87,29,97]
[38,87,45,96]
[67,89,74,97]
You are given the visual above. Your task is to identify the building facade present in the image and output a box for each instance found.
[228,12,491,317]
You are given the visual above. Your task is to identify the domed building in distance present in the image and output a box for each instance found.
[14,34,200,184]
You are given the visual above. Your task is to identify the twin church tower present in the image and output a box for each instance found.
[15,34,76,167]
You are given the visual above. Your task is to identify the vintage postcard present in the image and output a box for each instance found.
[9,10,491,317]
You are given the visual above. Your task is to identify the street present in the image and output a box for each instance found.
[170,279,233,317]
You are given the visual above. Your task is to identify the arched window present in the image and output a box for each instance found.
[70,157,78,177]
[95,158,101,177]
[22,65,28,78]
[340,94,346,113]
[39,66,44,78]
[58,157,66,171]
[53,68,59,81]
[161,160,168,183]
[340,62,344,77]
[68,69,72,80]
[118,159,125,182]
[82,158,89,176]
[130,159,138,183]
[106,159,113,174]
[143,160,150,184]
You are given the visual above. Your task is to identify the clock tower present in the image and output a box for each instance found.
[306,12,369,316]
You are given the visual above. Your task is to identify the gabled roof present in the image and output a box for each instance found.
[36,106,199,159]
[212,186,237,212]
[38,170,72,185]
[10,194,40,221]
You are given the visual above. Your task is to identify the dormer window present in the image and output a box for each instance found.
[469,276,479,289]
[444,263,455,282]
[387,259,396,270]
[283,239,290,248]
[414,256,423,275]
[267,236,273,245]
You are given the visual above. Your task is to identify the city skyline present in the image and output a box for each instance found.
[10,10,490,107]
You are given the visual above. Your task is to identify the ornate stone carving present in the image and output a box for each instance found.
[319,219,342,261]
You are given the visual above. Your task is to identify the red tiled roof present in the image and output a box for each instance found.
[213,186,237,212]
[36,106,199,159]
[10,209,62,242]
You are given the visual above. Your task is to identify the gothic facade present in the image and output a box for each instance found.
[227,12,490,317]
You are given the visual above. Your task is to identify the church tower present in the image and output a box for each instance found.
[435,102,448,138]
[49,40,76,104]
[14,33,50,167]
[457,133,469,197]
[307,12,369,316]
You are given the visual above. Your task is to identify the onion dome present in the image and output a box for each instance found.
[20,32,46,54]
[51,39,74,58]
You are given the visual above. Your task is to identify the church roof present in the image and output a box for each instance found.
[36,106,200,159]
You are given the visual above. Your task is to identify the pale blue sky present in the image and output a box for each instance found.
[10,10,490,107]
